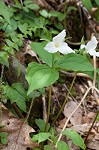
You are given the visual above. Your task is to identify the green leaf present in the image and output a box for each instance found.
[55,53,94,72]
[44,145,53,150]
[95,0,99,6]
[3,45,15,55]
[5,25,15,33]
[82,71,94,79]
[0,52,9,67]
[26,4,40,10]
[0,1,11,24]
[6,39,14,47]
[10,19,17,30]
[23,6,29,12]
[39,10,49,18]
[1,138,8,145]
[32,132,51,143]
[26,62,59,94]
[96,112,99,121]
[0,132,8,137]
[18,23,28,33]
[4,84,27,112]
[57,141,70,150]
[30,42,52,67]
[0,132,8,144]
[24,0,34,5]
[82,0,92,12]
[67,6,77,13]
[35,119,50,131]
[62,129,86,150]
[35,119,46,131]
[0,124,5,128]
[49,11,66,21]
[12,83,28,100]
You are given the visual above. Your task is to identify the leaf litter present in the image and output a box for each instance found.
[51,76,99,150]
[0,105,39,150]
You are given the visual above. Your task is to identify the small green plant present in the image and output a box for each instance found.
[0,131,8,144]
[0,125,8,145]
[25,30,98,149]
[0,0,64,117]
[0,0,65,60]
[31,119,86,150]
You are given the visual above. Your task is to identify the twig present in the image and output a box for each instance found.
[12,103,24,119]
[26,98,34,121]
[20,0,23,5]
[60,70,91,79]
[42,95,47,122]
[66,40,82,45]
[94,87,99,95]
[76,0,99,39]
[84,111,99,143]
[63,84,79,103]
[93,88,99,105]
[55,86,92,147]
[45,85,52,131]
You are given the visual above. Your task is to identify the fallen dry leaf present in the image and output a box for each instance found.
[0,105,39,150]
[82,112,96,124]
[71,123,91,135]
[87,135,99,150]
[24,42,37,57]
[63,101,83,125]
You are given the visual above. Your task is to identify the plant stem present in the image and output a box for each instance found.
[26,98,34,121]
[12,103,24,118]
[51,73,77,127]
[84,111,99,143]
[45,85,52,131]
[55,86,92,147]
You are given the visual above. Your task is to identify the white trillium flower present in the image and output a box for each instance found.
[80,36,99,56]
[44,30,74,54]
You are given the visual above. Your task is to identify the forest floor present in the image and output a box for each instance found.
[0,0,99,150]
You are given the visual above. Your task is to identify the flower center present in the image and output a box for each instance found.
[55,42,60,48]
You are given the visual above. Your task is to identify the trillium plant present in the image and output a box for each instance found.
[44,30,74,54]
[80,36,99,56]
[26,30,99,149]
[26,30,98,94]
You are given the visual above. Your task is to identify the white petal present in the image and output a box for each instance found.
[53,30,66,43]
[95,52,99,57]
[86,36,98,52]
[59,42,74,54]
[80,44,85,49]
[88,50,96,56]
[44,42,58,53]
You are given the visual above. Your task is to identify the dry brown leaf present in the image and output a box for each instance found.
[33,0,54,9]
[87,135,99,150]
[71,124,91,135]
[0,105,39,150]
[24,43,37,57]
[63,101,83,125]
[82,112,96,124]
